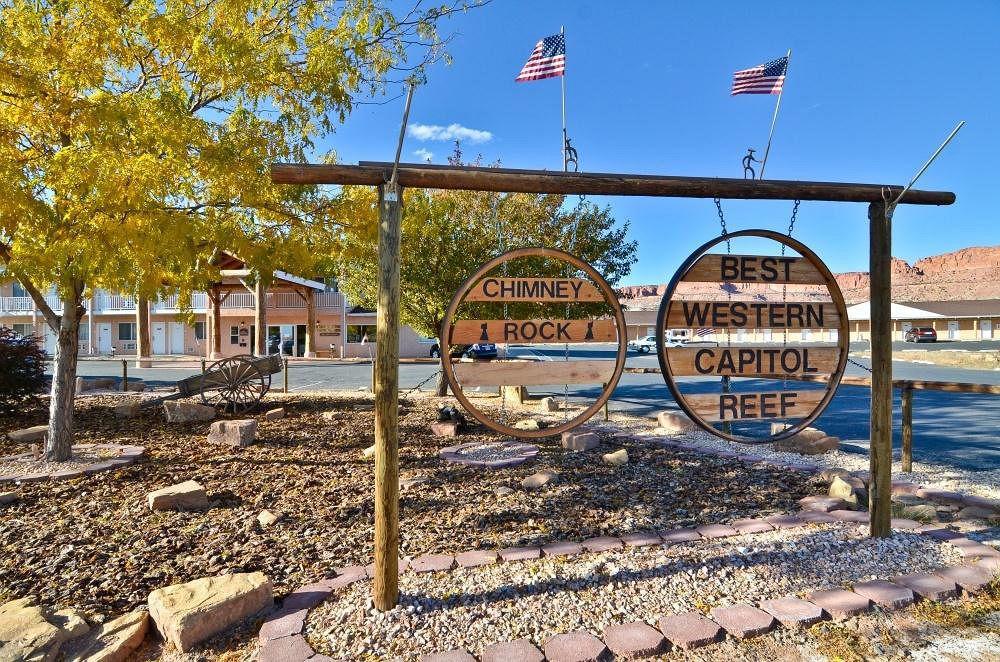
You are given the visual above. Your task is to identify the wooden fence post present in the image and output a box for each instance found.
[868,201,892,537]
[373,183,402,610]
[901,386,913,472]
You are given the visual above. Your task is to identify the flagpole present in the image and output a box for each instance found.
[759,48,791,179]
[560,25,568,172]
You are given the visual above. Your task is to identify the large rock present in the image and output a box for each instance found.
[540,397,560,412]
[263,408,286,421]
[829,476,861,506]
[773,427,839,455]
[0,597,68,661]
[513,419,541,431]
[206,420,256,447]
[430,421,460,438]
[147,572,273,652]
[521,470,557,490]
[7,425,48,443]
[0,492,17,506]
[63,611,148,662]
[147,481,209,511]
[50,609,89,640]
[163,401,215,423]
[655,412,697,434]
[561,431,599,451]
[603,449,629,466]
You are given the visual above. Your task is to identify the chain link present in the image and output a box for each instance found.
[781,199,800,257]
[848,357,874,374]
[713,198,730,253]
[401,369,443,399]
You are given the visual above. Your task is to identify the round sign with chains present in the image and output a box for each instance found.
[441,247,628,439]
[656,229,850,443]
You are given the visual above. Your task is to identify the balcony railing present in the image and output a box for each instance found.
[0,296,34,313]
[0,289,347,315]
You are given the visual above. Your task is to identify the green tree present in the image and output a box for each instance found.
[337,158,638,395]
[0,0,469,459]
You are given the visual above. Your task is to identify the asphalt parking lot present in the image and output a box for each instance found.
[65,341,1000,472]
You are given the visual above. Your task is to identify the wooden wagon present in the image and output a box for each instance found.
[171,354,283,414]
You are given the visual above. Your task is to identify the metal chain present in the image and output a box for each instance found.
[848,357,874,374]
[402,369,443,398]
[714,198,730,253]
[780,199,800,257]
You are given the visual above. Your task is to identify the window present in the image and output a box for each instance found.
[347,324,373,343]
[230,325,240,345]
[78,324,89,342]
[118,322,136,341]
[12,323,33,338]
[12,281,27,297]
[194,321,206,340]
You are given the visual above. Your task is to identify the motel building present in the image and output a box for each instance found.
[623,299,1000,344]
[0,255,429,360]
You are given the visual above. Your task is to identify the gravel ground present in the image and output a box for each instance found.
[0,445,124,476]
[306,523,963,660]
[642,426,1000,499]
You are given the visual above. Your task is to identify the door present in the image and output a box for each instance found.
[98,324,112,354]
[981,319,993,339]
[44,326,57,356]
[170,322,185,354]
[901,322,912,341]
[152,322,166,354]
[295,324,307,357]
[947,321,959,340]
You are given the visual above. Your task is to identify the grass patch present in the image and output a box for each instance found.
[911,578,1000,633]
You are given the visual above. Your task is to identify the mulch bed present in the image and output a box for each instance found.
[0,391,815,621]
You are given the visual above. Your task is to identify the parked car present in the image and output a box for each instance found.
[429,343,498,359]
[628,335,658,353]
[904,327,937,342]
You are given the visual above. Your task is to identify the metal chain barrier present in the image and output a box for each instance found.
[401,369,443,399]
[848,357,874,374]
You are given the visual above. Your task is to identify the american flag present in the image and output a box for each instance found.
[731,56,788,95]
[695,328,714,337]
[515,33,566,82]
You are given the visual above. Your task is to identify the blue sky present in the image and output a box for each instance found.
[322,1,998,286]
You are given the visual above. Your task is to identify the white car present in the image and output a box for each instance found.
[628,335,658,353]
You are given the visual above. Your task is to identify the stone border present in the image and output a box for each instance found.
[0,444,146,485]
[257,505,1000,661]
[439,441,539,468]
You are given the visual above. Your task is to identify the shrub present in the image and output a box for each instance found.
[0,326,48,414]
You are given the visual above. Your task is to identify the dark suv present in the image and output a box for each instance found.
[429,343,498,359]
[904,327,937,343]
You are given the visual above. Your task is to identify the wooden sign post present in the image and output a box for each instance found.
[656,230,850,443]
[441,247,627,439]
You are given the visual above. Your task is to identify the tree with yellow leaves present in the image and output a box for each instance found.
[0,0,473,459]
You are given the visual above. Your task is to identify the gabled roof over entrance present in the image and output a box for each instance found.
[210,251,326,291]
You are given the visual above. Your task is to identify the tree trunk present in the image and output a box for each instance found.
[435,332,450,396]
[47,285,84,461]
[136,295,151,366]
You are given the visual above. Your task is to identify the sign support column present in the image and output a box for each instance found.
[868,201,892,537]
[373,182,402,610]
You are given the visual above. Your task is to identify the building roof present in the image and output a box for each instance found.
[846,301,944,321]
[907,299,1000,318]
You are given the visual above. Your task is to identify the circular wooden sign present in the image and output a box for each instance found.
[655,229,849,443]
[441,247,628,439]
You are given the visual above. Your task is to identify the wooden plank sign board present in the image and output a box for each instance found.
[682,254,826,284]
[665,301,840,329]
[684,390,825,422]
[453,359,616,387]
[666,345,839,377]
[451,319,616,344]
[464,277,603,302]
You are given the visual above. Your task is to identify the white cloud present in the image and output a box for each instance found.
[407,122,493,144]
[413,148,434,162]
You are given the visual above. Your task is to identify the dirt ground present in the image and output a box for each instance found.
[0,390,819,657]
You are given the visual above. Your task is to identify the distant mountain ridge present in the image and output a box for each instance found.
[619,245,1000,309]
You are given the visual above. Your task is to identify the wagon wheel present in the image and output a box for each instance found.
[201,355,267,414]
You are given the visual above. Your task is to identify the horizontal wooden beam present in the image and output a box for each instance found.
[665,301,841,329]
[451,319,617,344]
[270,162,955,205]
[682,255,825,284]
[453,359,616,386]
